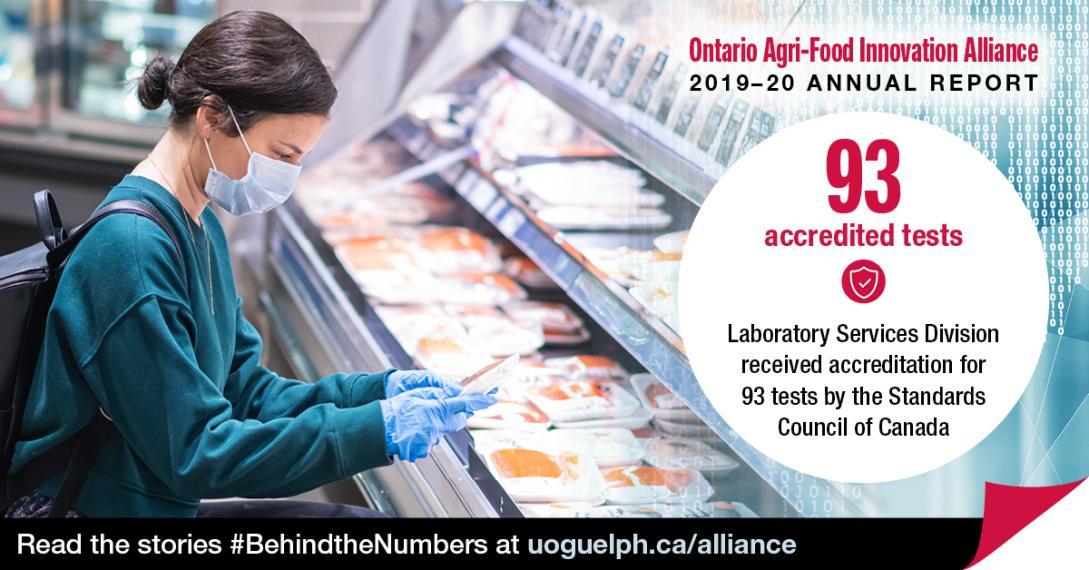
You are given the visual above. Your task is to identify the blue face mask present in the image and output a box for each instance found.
[202,105,302,216]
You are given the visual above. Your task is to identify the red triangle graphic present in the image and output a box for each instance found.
[967,478,1086,567]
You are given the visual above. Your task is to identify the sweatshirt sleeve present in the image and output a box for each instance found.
[79,294,393,499]
[223,296,391,422]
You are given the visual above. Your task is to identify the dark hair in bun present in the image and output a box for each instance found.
[137,55,175,110]
[135,10,336,135]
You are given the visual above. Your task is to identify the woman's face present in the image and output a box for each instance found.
[196,108,327,182]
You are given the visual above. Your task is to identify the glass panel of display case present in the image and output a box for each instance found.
[62,0,215,125]
[0,1,38,120]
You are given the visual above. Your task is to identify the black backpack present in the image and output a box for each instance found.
[0,190,180,517]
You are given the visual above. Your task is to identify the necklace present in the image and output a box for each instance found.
[147,156,215,316]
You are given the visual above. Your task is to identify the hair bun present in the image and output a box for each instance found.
[137,55,176,110]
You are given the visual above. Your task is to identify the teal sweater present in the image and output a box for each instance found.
[9,174,394,517]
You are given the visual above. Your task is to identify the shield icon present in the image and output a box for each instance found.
[849,266,880,300]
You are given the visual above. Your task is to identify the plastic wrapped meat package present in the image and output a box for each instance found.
[335,235,441,305]
[643,437,740,474]
[413,226,502,274]
[413,335,493,378]
[435,272,527,306]
[601,465,714,505]
[472,430,606,504]
[514,162,662,210]
[543,355,629,382]
[475,78,613,160]
[502,255,558,290]
[374,305,464,352]
[521,374,650,429]
[630,373,701,423]
[445,305,543,357]
[466,385,552,431]
[536,206,673,231]
[635,376,719,437]
[296,138,453,230]
[548,428,644,468]
[509,156,671,232]
[502,301,590,346]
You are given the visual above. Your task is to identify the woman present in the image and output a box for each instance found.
[4,10,495,518]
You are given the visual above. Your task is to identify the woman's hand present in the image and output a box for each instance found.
[384,369,463,399]
[380,387,497,462]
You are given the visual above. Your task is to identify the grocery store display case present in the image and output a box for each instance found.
[240,0,879,518]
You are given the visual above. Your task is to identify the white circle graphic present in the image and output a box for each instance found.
[678,112,1048,483]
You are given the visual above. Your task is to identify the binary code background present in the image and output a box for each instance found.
[584,0,1088,516]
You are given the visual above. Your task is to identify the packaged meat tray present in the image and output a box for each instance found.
[374,305,465,349]
[550,408,653,430]
[502,255,558,290]
[473,430,606,504]
[353,266,440,305]
[543,355,628,381]
[413,226,502,274]
[466,396,551,431]
[435,272,528,306]
[601,465,714,505]
[629,282,679,332]
[413,335,492,378]
[523,184,665,209]
[502,301,584,333]
[523,375,643,423]
[460,354,520,395]
[536,206,672,231]
[643,437,740,474]
[629,373,701,423]
[548,428,644,468]
[445,305,544,356]
[540,326,591,346]
[336,235,416,271]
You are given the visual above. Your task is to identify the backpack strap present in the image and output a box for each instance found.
[45,196,184,267]
[33,190,67,250]
[11,192,186,517]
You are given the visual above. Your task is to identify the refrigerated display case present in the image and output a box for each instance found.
[0,0,42,128]
[242,0,876,518]
[50,0,215,141]
[0,0,216,161]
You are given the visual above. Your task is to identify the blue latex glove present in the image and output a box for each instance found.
[384,369,463,399]
[380,387,497,462]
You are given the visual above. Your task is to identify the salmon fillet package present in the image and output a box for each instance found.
[465,394,551,431]
[412,335,493,378]
[434,272,528,306]
[472,430,606,504]
[547,428,644,468]
[542,355,629,381]
[445,305,544,356]
[629,373,701,423]
[501,301,589,346]
[374,305,464,350]
[501,256,558,290]
[522,375,645,424]
[412,226,502,274]
[600,465,714,505]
